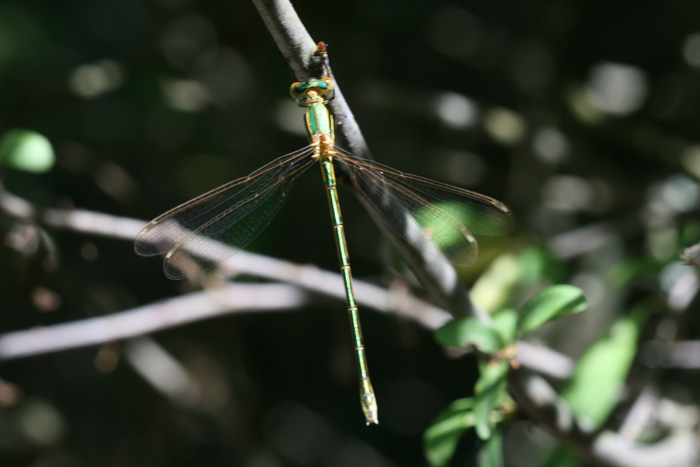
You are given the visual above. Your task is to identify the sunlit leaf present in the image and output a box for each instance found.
[516,246,551,285]
[561,308,646,427]
[474,359,508,439]
[492,308,517,344]
[435,318,505,353]
[0,129,55,173]
[517,285,587,336]
[424,398,475,467]
[470,254,520,314]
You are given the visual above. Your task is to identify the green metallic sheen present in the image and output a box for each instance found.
[293,78,332,97]
[304,102,335,142]
[311,88,378,425]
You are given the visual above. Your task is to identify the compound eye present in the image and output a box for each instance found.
[322,77,335,93]
[289,82,305,99]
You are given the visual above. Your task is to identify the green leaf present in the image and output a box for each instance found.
[0,129,55,173]
[474,359,509,439]
[516,246,549,285]
[470,254,520,314]
[492,308,518,344]
[435,318,505,353]
[561,308,646,428]
[424,398,475,467]
[477,429,504,467]
[517,285,587,336]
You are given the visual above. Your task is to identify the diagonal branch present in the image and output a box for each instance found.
[250,0,486,321]
[0,283,308,361]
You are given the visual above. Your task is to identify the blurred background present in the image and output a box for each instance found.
[2,0,700,466]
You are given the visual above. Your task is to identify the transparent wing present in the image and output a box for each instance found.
[135,146,317,279]
[334,147,513,267]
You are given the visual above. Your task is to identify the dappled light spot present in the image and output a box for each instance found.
[682,33,700,68]
[274,99,307,136]
[660,262,695,298]
[80,242,99,262]
[94,162,139,203]
[68,59,123,98]
[541,175,594,212]
[31,286,61,312]
[94,344,120,374]
[659,174,700,213]
[567,85,605,125]
[432,92,479,129]
[0,129,55,173]
[162,78,211,112]
[533,127,569,164]
[585,62,648,116]
[17,400,66,447]
[484,107,526,145]
[681,144,700,179]
[0,379,21,408]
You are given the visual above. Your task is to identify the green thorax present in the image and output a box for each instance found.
[304,98,334,142]
[290,78,336,143]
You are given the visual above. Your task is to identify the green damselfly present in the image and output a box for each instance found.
[135,45,512,425]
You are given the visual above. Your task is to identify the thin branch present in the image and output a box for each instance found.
[2,191,443,329]
[123,337,203,409]
[0,283,308,361]
[0,189,565,377]
[515,341,574,379]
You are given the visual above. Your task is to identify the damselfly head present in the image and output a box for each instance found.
[290,77,335,106]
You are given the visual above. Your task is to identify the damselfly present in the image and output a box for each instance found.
[135,45,512,424]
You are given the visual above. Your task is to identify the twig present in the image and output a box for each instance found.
[0,283,308,361]
[515,341,574,379]
[124,337,202,409]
